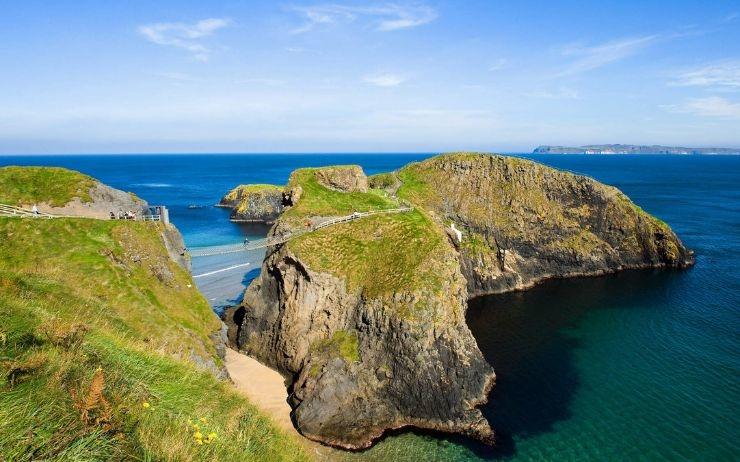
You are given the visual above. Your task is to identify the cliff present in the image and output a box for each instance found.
[219,184,284,223]
[0,167,309,461]
[533,144,740,154]
[225,153,693,450]
[398,153,694,296]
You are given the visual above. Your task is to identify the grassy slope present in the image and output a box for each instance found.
[223,184,283,200]
[0,166,98,207]
[0,218,308,461]
[396,152,681,260]
[283,167,449,297]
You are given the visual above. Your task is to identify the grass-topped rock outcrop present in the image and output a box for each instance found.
[224,153,693,450]
[397,153,693,295]
[219,184,284,223]
[0,166,146,219]
[226,164,495,449]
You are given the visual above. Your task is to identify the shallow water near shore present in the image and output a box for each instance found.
[2,153,738,460]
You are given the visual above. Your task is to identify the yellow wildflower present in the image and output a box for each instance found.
[199,417,207,423]
[194,431,203,440]
[142,402,150,409]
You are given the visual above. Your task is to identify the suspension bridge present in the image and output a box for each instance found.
[188,206,413,258]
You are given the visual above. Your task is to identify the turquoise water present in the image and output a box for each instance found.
[2,154,738,460]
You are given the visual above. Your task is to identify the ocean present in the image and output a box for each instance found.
[1,153,738,461]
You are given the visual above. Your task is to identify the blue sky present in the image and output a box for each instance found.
[1,0,739,154]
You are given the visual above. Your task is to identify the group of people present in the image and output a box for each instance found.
[110,210,138,220]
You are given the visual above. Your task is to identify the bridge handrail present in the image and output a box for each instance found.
[0,202,162,222]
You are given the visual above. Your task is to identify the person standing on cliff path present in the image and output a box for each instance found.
[31,204,39,216]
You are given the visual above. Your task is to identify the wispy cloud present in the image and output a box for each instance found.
[288,3,437,34]
[363,73,406,87]
[138,18,231,61]
[723,12,738,23]
[525,87,580,100]
[488,58,508,72]
[554,35,658,77]
[671,60,740,89]
[663,96,740,118]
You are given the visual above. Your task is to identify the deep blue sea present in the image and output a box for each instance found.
[1,153,738,461]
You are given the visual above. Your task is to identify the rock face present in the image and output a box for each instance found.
[219,184,284,223]
[227,229,494,449]
[224,153,693,450]
[315,166,369,192]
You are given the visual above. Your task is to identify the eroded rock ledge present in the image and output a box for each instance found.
[224,153,693,450]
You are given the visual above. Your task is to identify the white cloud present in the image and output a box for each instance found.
[554,35,658,77]
[289,3,437,34]
[363,73,406,87]
[525,87,580,100]
[671,60,740,89]
[663,96,740,118]
[138,18,231,61]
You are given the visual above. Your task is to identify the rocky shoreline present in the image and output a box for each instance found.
[223,153,694,450]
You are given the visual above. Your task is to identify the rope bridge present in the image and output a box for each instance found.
[188,206,413,258]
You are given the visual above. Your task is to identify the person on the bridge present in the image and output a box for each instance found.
[31,204,39,215]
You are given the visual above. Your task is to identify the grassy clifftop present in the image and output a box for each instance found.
[282,167,397,222]
[0,166,98,207]
[283,166,451,299]
[0,174,309,461]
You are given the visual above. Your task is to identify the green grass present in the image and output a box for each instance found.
[289,210,447,297]
[367,172,398,190]
[0,217,309,461]
[282,167,398,223]
[0,166,98,207]
[224,184,283,199]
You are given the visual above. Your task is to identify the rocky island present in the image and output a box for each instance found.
[533,144,740,154]
[218,183,284,223]
[224,153,694,450]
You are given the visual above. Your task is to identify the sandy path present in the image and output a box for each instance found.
[225,348,337,460]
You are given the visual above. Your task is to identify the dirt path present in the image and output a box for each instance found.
[225,348,338,460]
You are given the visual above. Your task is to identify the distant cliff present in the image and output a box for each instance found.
[533,144,740,154]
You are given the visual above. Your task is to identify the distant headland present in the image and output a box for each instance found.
[533,144,740,155]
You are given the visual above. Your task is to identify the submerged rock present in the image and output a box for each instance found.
[219,184,284,223]
[224,153,693,449]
